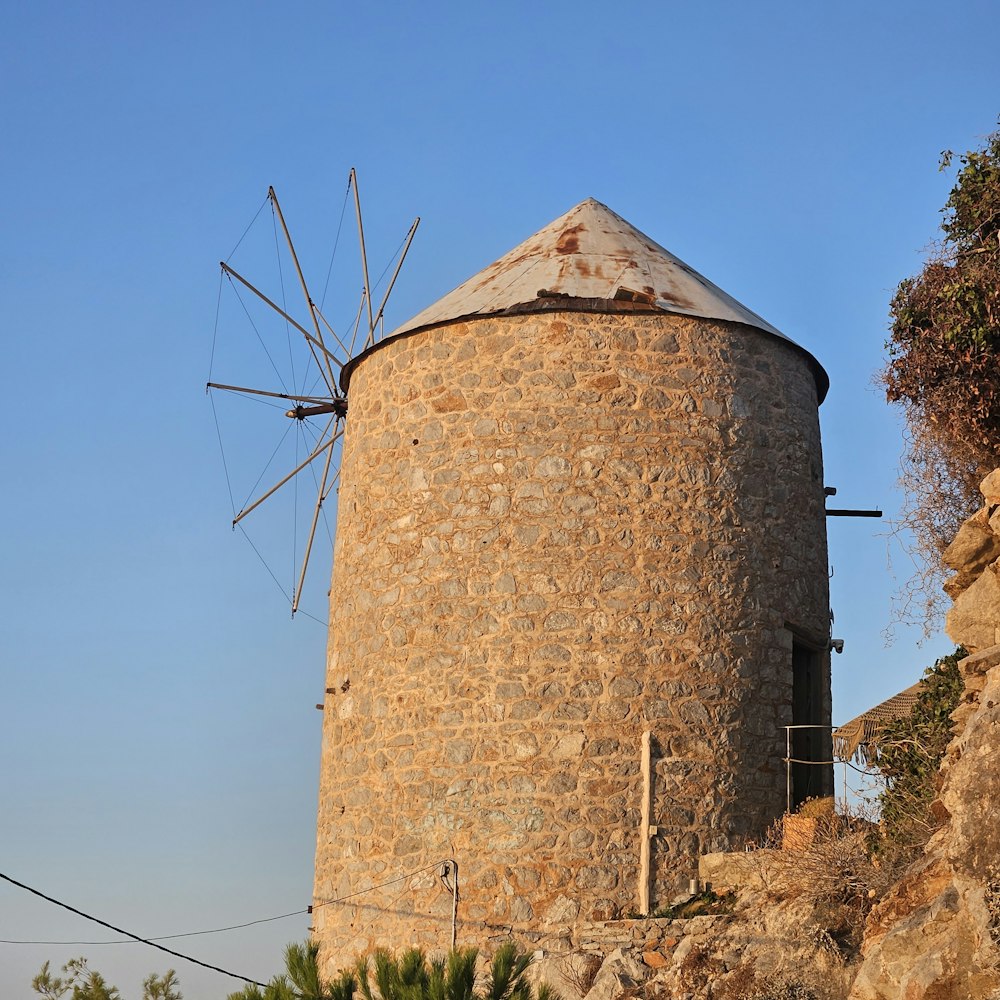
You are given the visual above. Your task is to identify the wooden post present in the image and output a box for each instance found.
[639,730,655,915]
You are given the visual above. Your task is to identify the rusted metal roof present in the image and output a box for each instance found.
[385,198,827,400]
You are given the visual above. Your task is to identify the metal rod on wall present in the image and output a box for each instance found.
[441,860,459,950]
[786,727,792,813]
[451,860,458,950]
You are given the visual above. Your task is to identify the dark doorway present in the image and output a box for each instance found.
[790,640,832,809]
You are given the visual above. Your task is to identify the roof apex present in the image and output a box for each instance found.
[381,199,827,399]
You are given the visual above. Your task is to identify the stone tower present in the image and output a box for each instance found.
[312,199,831,970]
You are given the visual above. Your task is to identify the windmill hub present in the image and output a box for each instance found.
[284,398,348,421]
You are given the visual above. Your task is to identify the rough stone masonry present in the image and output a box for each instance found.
[311,200,832,973]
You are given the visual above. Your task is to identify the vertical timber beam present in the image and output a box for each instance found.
[639,730,655,915]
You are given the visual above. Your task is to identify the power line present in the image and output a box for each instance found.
[0,872,265,987]
[0,907,308,946]
[0,860,453,949]
[312,861,447,910]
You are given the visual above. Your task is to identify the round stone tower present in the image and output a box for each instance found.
[312,199,831,970]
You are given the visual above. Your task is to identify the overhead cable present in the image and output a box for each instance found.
[0,871,265,987]
[1,860,454,948]
[312,860,448,909]
[0,906,308,946]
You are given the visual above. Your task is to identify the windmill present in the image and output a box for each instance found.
[207,171,419,617]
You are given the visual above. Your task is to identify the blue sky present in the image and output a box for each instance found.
[2,2,998,997]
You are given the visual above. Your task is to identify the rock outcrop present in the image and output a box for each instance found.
[846,650,1000,998]
[945,473,1000,650]
[846,471,1000,998]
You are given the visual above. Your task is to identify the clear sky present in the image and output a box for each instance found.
[2,2,998,997]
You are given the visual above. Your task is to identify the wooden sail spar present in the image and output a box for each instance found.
[208,174,419,615]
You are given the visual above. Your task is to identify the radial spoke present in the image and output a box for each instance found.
[220,262,344,383]
[292,419,339,615]
[269,187,339,394]
[234,416,343,525]
[312,302,353,361]
[207,382,332,405]
[368,217,420,347]
[351,168,376,344]
[215,172,419,620]
[239,421,295,513]
[348,288,368,359]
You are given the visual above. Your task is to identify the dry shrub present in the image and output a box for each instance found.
[984,864,1000,948]
[884,423,981,637]
[883,128,1000,473]
[676,944,722,992]
[743,806,896,957]
[796,797,835,819]
[716,962,820,1000]
[880,125,1000,635]
[558,954,601,999]
[717,965,758,999]
[719,974,819,1000]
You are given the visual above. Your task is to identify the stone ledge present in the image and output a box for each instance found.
[960,642,1000,675]
[699,849,780,891]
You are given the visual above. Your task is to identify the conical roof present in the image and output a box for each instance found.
[381,199,827,399]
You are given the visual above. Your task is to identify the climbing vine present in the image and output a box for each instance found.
[874,648,965,855]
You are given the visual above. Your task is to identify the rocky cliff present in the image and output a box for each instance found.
[846,472,1000,998]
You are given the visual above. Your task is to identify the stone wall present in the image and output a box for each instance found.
[312,309,830,974]
[528,907,857,1000]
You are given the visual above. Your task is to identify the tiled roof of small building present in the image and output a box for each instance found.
[833,682,925,764]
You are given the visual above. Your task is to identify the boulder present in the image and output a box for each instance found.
[945,563,1000,652]
[943,572,967,600]
[582,948,648,1000]
[941,507,1000,585]
[699,850,779,892]
[848,861,996,1000]
[980,469,1000,505]
[640,950,669,969]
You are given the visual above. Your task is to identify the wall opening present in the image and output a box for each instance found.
[790,639,833,808]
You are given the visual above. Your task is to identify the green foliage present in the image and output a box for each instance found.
[31,959,180,1000]
[356,943,538,1000]
[940,137,1000,253]
[875,647,965,853]
[886,126,1000,437]
[881,123,1000,626]
[226,941,343,1000]
[142,972,182,1000]
[482,943,532,1000]
[284,942,333,1000]
[32,962,70,1000]
[226,974,296,1000]
[231,941,548,1000]
[652,890,732,919]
